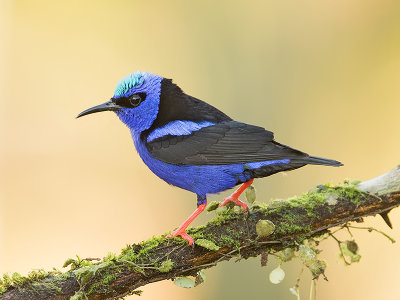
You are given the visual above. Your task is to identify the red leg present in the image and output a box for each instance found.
[219,179,254,211]
[167,202,207,245]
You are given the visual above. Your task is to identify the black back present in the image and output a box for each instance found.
[145,79,232,132]
[142,79,310,166]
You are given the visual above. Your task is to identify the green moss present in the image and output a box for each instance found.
[75,260,120,296]
[251,201,269,213]
[195,239,220,251]
[253,181,366,226]
[158,259,174,273]
[63,256,94,270]
[62,258,76,269]
[187,224,208,239]
[0,269,64,297]
[11,273,27,286]
[119,235,168,264]
[279,211,304,224]
[103,274,116,284]
[274,223,311,235]
[219,235,241,248]
[0,274,12,294]
[75,266,96,286]
[64,253,122,297]
[87,274,117,295]
[336,185,365,206]
[283,190,328,218]
[104,252,118,262]
[70,291,86,300]
[209,207,243,226]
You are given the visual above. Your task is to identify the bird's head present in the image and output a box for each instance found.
[77,71,163,132]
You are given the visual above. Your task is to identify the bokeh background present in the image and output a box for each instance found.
[1,0,400,299]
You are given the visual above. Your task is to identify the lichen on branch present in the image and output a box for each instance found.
[1,166,399,300]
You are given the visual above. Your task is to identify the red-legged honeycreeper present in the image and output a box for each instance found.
[77,71,343,245]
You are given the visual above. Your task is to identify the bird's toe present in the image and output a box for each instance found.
[167,230,195,245]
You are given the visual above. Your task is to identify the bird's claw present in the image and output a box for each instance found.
[219,196,249,212]
[167,230,195,245]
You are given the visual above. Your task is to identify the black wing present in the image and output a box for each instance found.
[145,121,309,165]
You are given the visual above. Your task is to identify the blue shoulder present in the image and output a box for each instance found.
[146,120,215,142]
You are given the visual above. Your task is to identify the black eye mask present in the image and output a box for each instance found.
[114,93,147,108]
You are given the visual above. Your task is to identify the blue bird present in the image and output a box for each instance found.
[77,71,343,245]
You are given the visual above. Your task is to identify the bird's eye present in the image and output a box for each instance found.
[129,95,142,107]
[128,93,147,107]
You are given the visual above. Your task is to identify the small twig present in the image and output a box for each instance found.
[328,233,350,265]
[83,258,101,262]
[347,225,396,243]
[293,266,304,300]
[309,279,317,300]
[344,225,354,238]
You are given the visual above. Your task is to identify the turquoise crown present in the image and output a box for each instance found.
[114,71,145,98]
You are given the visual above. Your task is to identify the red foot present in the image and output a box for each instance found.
[218,179,254,211]
[167,229,195,245]
[219,195,249,211]
[167,203,207,245]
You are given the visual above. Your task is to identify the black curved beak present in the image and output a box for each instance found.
[76,99,122,118]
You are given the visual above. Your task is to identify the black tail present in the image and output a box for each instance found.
[305,155,343,167]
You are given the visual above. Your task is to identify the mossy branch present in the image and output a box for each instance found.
[2,166,400,300]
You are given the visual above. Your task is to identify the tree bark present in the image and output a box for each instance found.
[1,166,399,300]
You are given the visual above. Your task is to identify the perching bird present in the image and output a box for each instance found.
[77,71,343,245]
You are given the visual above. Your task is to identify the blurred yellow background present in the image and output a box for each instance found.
[1,0,400,299]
